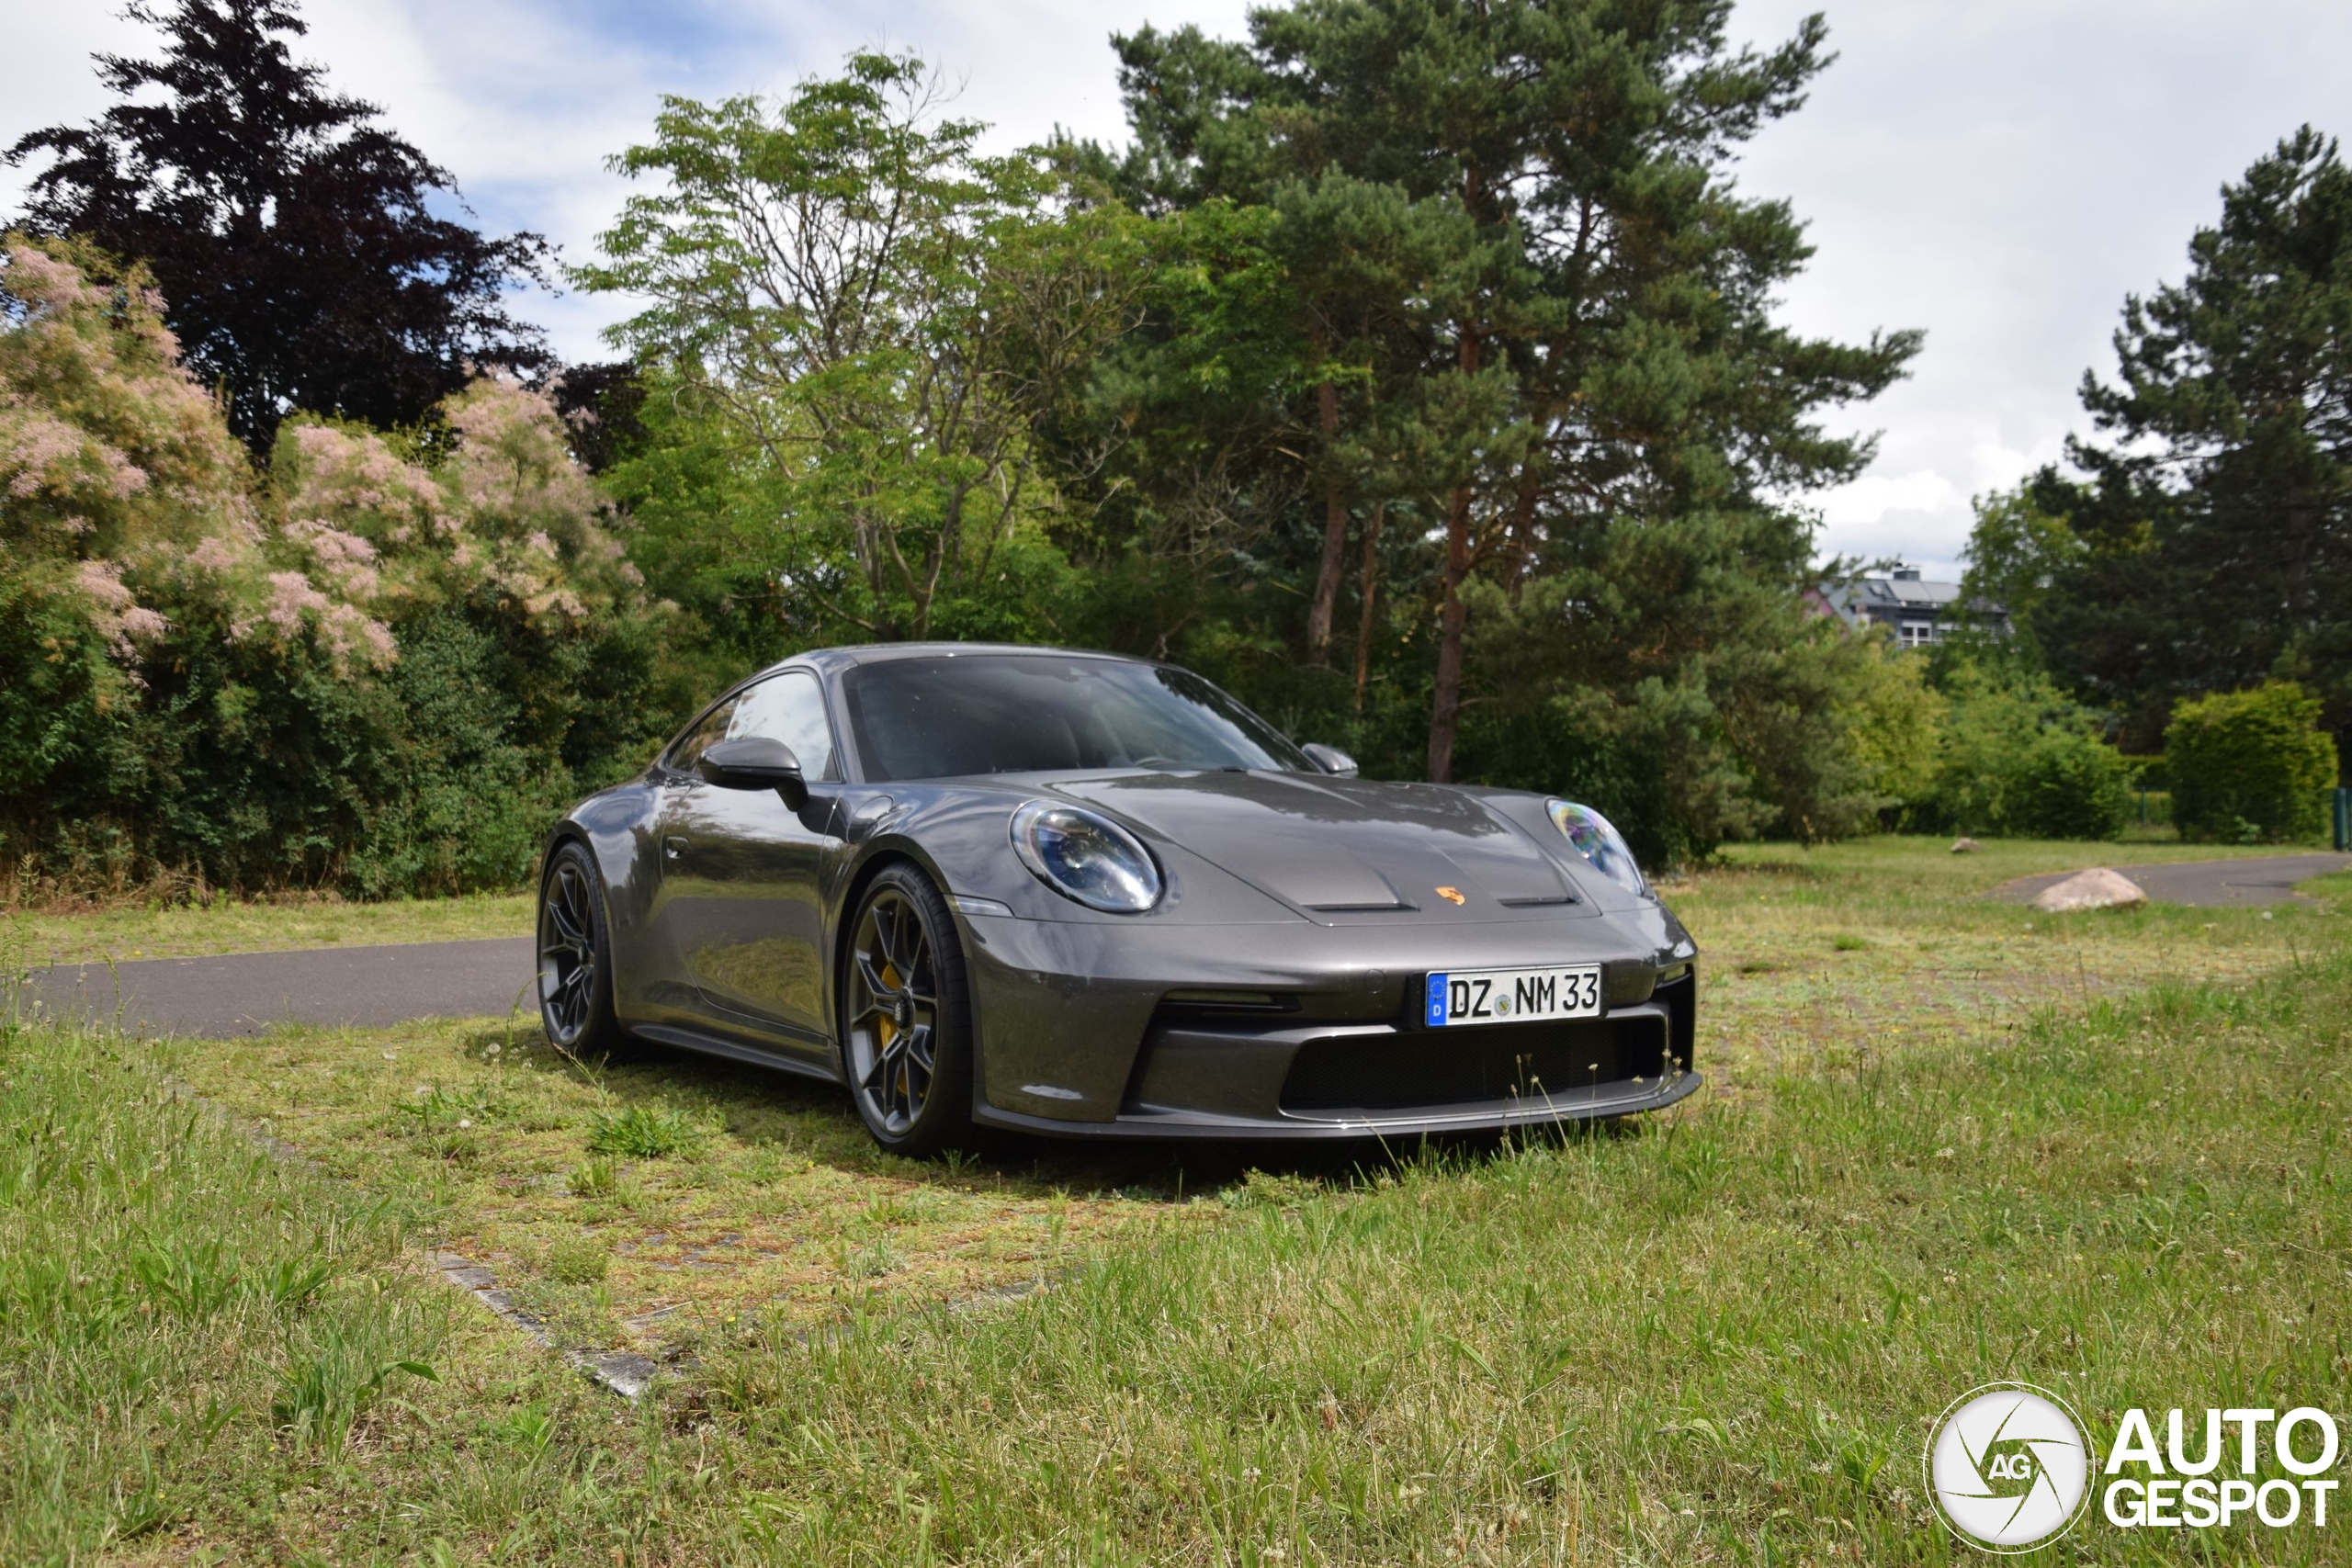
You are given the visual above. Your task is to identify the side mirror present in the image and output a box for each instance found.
[696,736,808,808]
[1301,742,1358,778]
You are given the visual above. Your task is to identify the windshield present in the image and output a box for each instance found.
[842,654,1314,782]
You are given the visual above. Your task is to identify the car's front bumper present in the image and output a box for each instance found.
[956,910,1699,1140]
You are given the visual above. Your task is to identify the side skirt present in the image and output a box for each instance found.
[630,1021,846,1087]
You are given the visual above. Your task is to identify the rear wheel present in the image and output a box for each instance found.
[841,864,974,1156]
[537,841,625,1055]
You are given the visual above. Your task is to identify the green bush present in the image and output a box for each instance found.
[1925,664,2133,840]
[2007,730,2134,840]
[2166,682,2338,843]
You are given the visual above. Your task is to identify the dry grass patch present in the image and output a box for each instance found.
[165,1016,1228,1357]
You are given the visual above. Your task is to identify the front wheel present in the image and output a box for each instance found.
[537,841,625,1055]
[841,864,975,1156]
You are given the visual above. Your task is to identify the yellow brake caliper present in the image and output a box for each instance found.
[876,960,904,1100]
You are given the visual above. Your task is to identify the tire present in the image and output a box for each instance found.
[537,840,627,1057]
[840,863,976,1156]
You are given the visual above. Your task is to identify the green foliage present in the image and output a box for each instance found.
[2,14,1984,892]
[1836,641,1948,813]
[2007,729,2136,841]
[1928,664,2132,840]
[1039,2,1919,858]
[1953,486,2082,673]
[2166,681,2339,842]
[577,52,1136,649]
[585,1102,707,1159]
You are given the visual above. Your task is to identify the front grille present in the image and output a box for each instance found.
[1280,1013,1671,1112]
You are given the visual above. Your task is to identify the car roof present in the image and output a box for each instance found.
[760,642,1155,682]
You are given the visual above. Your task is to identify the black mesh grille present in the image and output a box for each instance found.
[1281,1014,1671,1112]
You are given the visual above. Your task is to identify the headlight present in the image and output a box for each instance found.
[1545,799,1646,895]
[1010,801,1163,913]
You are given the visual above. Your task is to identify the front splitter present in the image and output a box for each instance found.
[970,1069,1703,1141]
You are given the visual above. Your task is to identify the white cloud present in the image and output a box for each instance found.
[1730,0,2352,579]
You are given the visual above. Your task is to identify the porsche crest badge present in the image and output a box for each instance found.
[1434,886,1466,906]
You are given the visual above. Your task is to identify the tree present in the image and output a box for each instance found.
[6,0,549,456]
[579,52,1141,644]
[1089,0,1917,813]
[2042,129,2352,767]
[1954,484,2082,673]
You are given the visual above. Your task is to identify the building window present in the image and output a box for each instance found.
[1900,619,1937,647]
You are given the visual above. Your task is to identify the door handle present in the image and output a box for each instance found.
[662,835,689,859]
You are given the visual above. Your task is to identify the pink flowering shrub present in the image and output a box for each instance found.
[2,237,687,897]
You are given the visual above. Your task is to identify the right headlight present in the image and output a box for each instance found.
[1544,799,1647,896]
[1010,801,1163,913]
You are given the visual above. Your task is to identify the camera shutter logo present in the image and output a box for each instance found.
[1926,1382,2096,1552]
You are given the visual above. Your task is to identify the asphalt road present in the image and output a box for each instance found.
[22,936,538,1039]
[1995,852,2352,908]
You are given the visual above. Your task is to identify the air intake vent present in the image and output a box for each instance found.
[1282,1015,1669,1111]
[1156,989,1295,1013]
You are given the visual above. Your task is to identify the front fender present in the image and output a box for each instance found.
[549,780,667,1018]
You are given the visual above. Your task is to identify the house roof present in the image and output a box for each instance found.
[1842,575,1964,612]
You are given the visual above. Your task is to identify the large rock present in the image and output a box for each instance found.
[2030,867,2148,913]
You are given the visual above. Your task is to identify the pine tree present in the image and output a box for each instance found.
[1092,0,1915,814]
[6,0,549,455]
[2043,128,2352,766]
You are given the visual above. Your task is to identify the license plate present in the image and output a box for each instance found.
[1424,964,1600,1028]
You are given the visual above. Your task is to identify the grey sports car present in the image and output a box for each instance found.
[537,644,1700,1154]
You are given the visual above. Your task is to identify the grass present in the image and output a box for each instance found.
[160,1013,1193,1357]
[0,888,531,965]
[0,1016,453,1558]
[3,837,2347,1562]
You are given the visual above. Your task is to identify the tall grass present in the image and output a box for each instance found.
[0,988,447,1562]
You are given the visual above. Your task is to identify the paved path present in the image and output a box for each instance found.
[1994,853,2352,908]
[22,936,538,1039]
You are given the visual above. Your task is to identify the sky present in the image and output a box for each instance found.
[7,0,2352,581]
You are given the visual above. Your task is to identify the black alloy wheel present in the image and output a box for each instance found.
[842,864,974,1155]
[538,842,621,1054]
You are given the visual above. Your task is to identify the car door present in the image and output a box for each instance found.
[651,671,842,1052]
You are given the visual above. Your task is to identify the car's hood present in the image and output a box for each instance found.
[1048,771,1599,925]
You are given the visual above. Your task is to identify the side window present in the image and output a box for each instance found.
[663,696,740,773]
[727,671,838,781]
